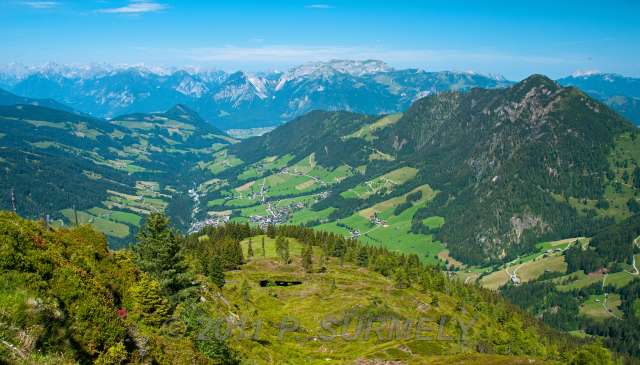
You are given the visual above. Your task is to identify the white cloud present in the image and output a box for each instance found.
[98,0,167,14]
[167,45,572,67]
[571,69,601,77]
[305,4,333,9]
[21,1,59,9]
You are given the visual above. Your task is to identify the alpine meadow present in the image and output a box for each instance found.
[1,1,640,364]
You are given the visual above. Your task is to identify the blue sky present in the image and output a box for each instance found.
[1,0,639,79]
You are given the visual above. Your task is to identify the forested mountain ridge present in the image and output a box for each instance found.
[201,74,638,267]
[0,87,74,112]
[0,103,232,246]
[229,110,379,166]
[381,75,634,262]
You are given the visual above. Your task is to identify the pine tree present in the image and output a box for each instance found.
[266,225,276,238]
[333,239,346,258]
[208,255,226,288]
[394,268,411,289]
[356,246,369,267]
[218,238,245,270]
[319,242,328,270]
[275,235,290,264]
[247,238,254,258]
[129,273,170,326]
[319,251,326,271]
[134,213,189,296]
[241,279,251,303]
[302,243,313,272]
[283,239,291,264]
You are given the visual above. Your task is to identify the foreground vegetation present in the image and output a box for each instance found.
[0,211,621,364]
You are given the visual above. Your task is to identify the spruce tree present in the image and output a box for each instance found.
[333,239,346,258]
[275,235,290,264]
[129,273,170,326]
[356,246,369,267]
[394,268,411,289]
[302,243,313,272]
[218,238,245,270]
[282,238,291,264]
[247,238,254,258]
[267,225,276,238]
[241,279,251,303]
[208,255,226,288]
[134,213,188,296]
[321,242,329,261]
[319,251,326,271]
[234,239,244,265]
[275,235,284,257]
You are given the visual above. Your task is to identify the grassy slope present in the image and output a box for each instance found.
[0,213,603,364]
[192,236,560,365]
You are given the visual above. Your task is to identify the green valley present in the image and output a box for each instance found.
[0,103,233,247]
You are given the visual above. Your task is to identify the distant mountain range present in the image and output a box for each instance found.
[557,72,640,125]
[0,60,513,129]
[0,87,74,112]
[3,61,638,129]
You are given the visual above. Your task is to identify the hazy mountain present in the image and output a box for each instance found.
[2,60,512,129]
[0,87,74,112]
[4,62,640,129]
[558,72,640,124]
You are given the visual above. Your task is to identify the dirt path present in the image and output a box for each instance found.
[505,265,522,284]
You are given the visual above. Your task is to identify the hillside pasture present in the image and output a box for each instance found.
[61,208,130,238]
